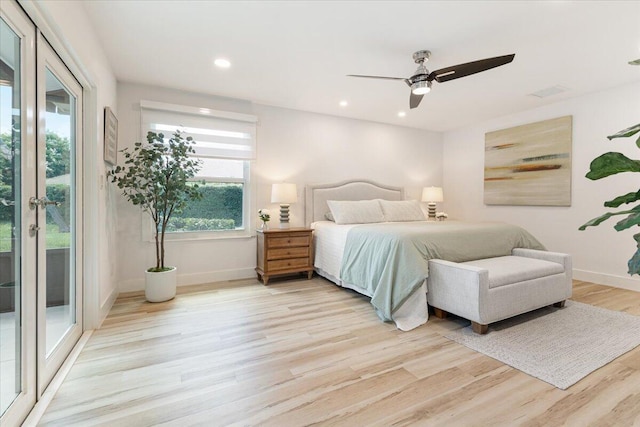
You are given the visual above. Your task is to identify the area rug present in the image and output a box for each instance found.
[444,300,640,389]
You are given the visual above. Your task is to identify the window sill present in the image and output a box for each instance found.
[154,230,256,243]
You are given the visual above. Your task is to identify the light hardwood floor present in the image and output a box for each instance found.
[39,277,640,426]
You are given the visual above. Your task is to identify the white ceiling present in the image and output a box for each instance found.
[82,1,640,132]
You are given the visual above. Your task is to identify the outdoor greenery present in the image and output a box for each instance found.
[0,131,70,186]
[1,132,72,242]
[170,183,243,229]
[0,184,70,225]
[0,221,70,252]
[166,217,235,232]
[109,130,202,272]
[579,123,640,276]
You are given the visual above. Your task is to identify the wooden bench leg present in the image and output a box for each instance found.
[433,307,448,319]
[553,300,566,308]
[471,322,488,335]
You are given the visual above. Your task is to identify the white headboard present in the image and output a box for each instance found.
[305,180,404,226]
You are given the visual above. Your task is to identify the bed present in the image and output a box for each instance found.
[306,180,545,331]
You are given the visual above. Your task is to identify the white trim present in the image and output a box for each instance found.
[118,267,257,293]
[98,286,118,329]
[140,99,258,123]
[21,331,93,427]
[573,269,640,292]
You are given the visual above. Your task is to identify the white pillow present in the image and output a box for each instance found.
[326,199,385,225]
[379,199,426,222]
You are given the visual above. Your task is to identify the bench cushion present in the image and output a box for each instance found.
[462,256,564,289]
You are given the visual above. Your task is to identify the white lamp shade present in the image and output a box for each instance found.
[271,183,298,204]
[422,186,444,203]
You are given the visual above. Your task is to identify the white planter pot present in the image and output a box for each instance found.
[145,267,177,302]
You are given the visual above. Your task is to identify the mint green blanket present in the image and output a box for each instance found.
[339,221,545,321]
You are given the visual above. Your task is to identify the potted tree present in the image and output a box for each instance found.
[579,122,640,275]
[110,130,202,302]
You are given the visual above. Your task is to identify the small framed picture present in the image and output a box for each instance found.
[104,107,118,165]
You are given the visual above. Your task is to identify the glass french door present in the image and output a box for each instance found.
[0,1,83,424]
[36,34,83,397]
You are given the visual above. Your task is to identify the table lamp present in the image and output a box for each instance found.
[422,186,443,220]
[271,183,298,228]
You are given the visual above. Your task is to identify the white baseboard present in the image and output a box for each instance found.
[573,268,640,291]
[97,286,118,328]
[118,267,256,293]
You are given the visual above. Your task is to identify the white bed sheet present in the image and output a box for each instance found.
[311,220,428,331]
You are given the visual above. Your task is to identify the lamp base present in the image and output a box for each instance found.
[279,204,290,228]
[427,202,436,220]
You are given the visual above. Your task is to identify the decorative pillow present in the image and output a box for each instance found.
[379,199,427,222]
[325,211,335,222]
[326,199,385,225]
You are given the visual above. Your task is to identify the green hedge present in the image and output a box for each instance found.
[166,217,235,232]
[0,185,10,222]
[175,183,243,227]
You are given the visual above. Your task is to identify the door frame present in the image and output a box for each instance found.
[0,1,37,424]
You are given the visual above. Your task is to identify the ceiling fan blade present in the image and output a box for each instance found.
[347,74,407,81]
[427,54,515,83]
[410,92,424,109]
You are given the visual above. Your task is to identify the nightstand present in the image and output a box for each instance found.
[256,228,313,285]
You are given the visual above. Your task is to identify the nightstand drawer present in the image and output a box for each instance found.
[267,257,310,271]
[268,247,309,260]
[268,236,310,249]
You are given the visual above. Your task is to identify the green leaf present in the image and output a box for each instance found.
[614,205,640,231]
[607,123,640,141]
[580,205,640,230]
[605,190,640,208]
[579,212,615,230]
[585,152,640,180]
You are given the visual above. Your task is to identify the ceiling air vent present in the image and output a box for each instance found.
[529,85,569,98]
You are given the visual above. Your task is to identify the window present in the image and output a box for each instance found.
[140,101,257,238]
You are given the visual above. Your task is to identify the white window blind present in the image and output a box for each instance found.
[140,100,257,160]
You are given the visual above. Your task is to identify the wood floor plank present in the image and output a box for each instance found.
[38,278,640,426]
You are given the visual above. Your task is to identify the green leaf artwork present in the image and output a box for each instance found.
[108,130,202,271]
[580,123,640,275]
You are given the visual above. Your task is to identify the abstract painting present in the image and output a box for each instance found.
[484,116,572,206]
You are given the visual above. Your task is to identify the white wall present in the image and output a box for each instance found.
[27,0,118,328]
[116,83,442,291]
[443,81,640,290]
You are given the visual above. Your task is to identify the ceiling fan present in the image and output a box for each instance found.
[348,50,515,109]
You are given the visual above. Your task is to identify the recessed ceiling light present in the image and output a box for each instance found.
[339,100,348,107]
[398,111,406,118]
[214,58,231,68]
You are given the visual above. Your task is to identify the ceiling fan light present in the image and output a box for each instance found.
[411,81,431,95]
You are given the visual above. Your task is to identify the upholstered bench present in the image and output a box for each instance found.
[427,248,572,334]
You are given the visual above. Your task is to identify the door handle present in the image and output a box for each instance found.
[29,224,40,237]
[29,196,61,210]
